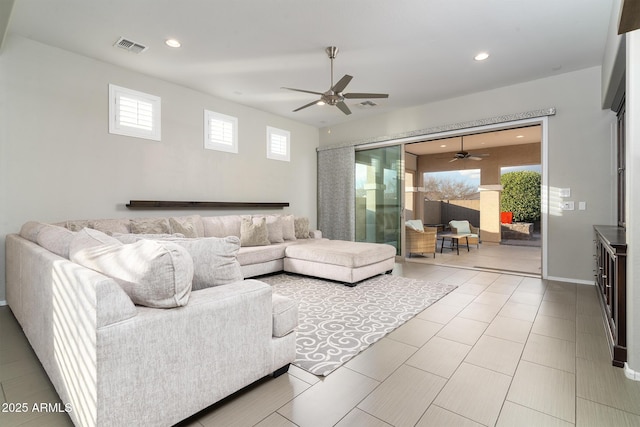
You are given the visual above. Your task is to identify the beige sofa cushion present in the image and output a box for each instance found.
[169,216,200,238]
[112,234,243,289]
[19,221,48,242]
[281,215,296,240]
[202,215,242,238]
[130,217,171,234]
[89,218,130,234]
[70,228,193,308]
[294,217,310,239]
[36,224,76,258]
[240,217,271,247]
[263,215,285,243]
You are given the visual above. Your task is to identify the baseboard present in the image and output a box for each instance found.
[545,275,595,286]
[624,363,640,381]
[0,300,7,306]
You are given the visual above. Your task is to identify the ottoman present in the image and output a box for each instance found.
[284,240,396,285]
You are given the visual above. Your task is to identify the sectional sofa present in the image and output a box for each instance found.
[5,213,396,427]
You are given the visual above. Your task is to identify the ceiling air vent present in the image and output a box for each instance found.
[113,37,148,54]
[358,100,378,108]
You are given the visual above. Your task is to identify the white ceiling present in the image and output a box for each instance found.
[5,0,613,128]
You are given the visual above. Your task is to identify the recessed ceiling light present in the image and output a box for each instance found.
[440,144,447,148]
[516,135,524,138]
[474,52,489,61]
[165,39,181,48]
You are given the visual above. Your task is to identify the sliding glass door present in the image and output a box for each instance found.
[355,145,402,254]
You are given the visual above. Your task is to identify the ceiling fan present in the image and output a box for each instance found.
[450,136,490,162]
[282,46,389,115]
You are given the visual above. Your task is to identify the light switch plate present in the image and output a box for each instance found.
[561,201,575,210]
[579,201,586,210]
[559,188,571,197]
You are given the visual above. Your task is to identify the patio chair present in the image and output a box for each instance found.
[405,220,437,257]
[448,220,480,248]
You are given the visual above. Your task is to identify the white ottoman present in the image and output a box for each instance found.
[284,240,396,285]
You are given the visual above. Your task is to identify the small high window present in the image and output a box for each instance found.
[267,126,290,161]
[204,110,238,153]
[109,84,161,141]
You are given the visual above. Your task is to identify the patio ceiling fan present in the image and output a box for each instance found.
[282,46,389,115]
[450,136,489,162]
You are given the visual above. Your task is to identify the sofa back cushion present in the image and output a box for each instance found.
[36,224,76,258]
[169,216,202,238]
[130,217,171,234]
[70,228,193,308]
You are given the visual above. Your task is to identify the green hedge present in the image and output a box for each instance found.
[500,171,541,222]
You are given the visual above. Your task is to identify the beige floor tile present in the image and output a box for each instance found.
[345,337,417,381]
[387,317,443,348]
[508,290,544,306]
[417,302,463,324]
[538,300,576,320]
[517,277,547,294]
[416,405,484,427]
[486,281,519,295]
[576,314,607,336]
[453,282,490,296]
[436,291,476,308]
[277,367,379,427]
[576,397,640,427]
[498,301,539,322]
[522,333,576,373]
[496,401,573,427]
[576,357,640,415]
[254,413,297,427]
[358,365,446,427]
[199,374,310,427]
[484,315,532,344]
[9,411,75,427]
[433,362,512,426]
[531,314,576,342]
[464,335,524,375]
[335,408,392,427]
[473,291,510,307]
[543,289,576,305]
[457,301,502,323]
[406,336,471,378]
[287,364,321,386]
[492,274,524,286]
[1,371,56,402]
[547,281,577,292]
[0,388,68,427]
[576,331,611,363]
[436,317,488,346]
[507,360,575,423]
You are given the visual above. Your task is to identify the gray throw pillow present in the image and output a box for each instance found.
[294,217,310,239]
[281,215,296,240]
[130,217,171,234]
[169,217,199,238]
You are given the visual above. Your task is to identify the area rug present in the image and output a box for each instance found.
[260,273,457,376]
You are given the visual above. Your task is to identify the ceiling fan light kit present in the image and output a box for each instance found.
[449,136,490,162]
[283,46,389,115]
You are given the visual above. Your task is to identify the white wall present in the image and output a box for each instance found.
[0,35,319,302]
[320,67,616,283]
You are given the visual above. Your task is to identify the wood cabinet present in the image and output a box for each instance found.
[594,225,627,367]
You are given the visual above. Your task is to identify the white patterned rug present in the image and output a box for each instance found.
[260,273,457,376]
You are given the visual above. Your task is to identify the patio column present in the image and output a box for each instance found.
[479,185,502,243]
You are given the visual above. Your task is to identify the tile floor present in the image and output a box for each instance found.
[2,262,640,427]
[408,241,542,277]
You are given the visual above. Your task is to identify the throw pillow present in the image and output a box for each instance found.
[89,218,130,235]
[130,217,171,234]
[36,225,76,258]
[281,214,296,240]
[405,219,424,232]
[449,220,471,234]
[169,217,199,238]
[294,217,310,239]
[263,215,284,243]
[70,236,193,308]
[240,217,271,247]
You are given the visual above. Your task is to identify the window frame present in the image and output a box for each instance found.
[266,126,290,162]
[108,84,161,141]
[203,110,239,154]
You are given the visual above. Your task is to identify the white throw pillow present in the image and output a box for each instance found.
[70,229,193,308]
[281,215,296,240]
[405,219,424,232]
[449,220,471,234]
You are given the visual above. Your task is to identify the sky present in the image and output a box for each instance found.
[424,164,542,191]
